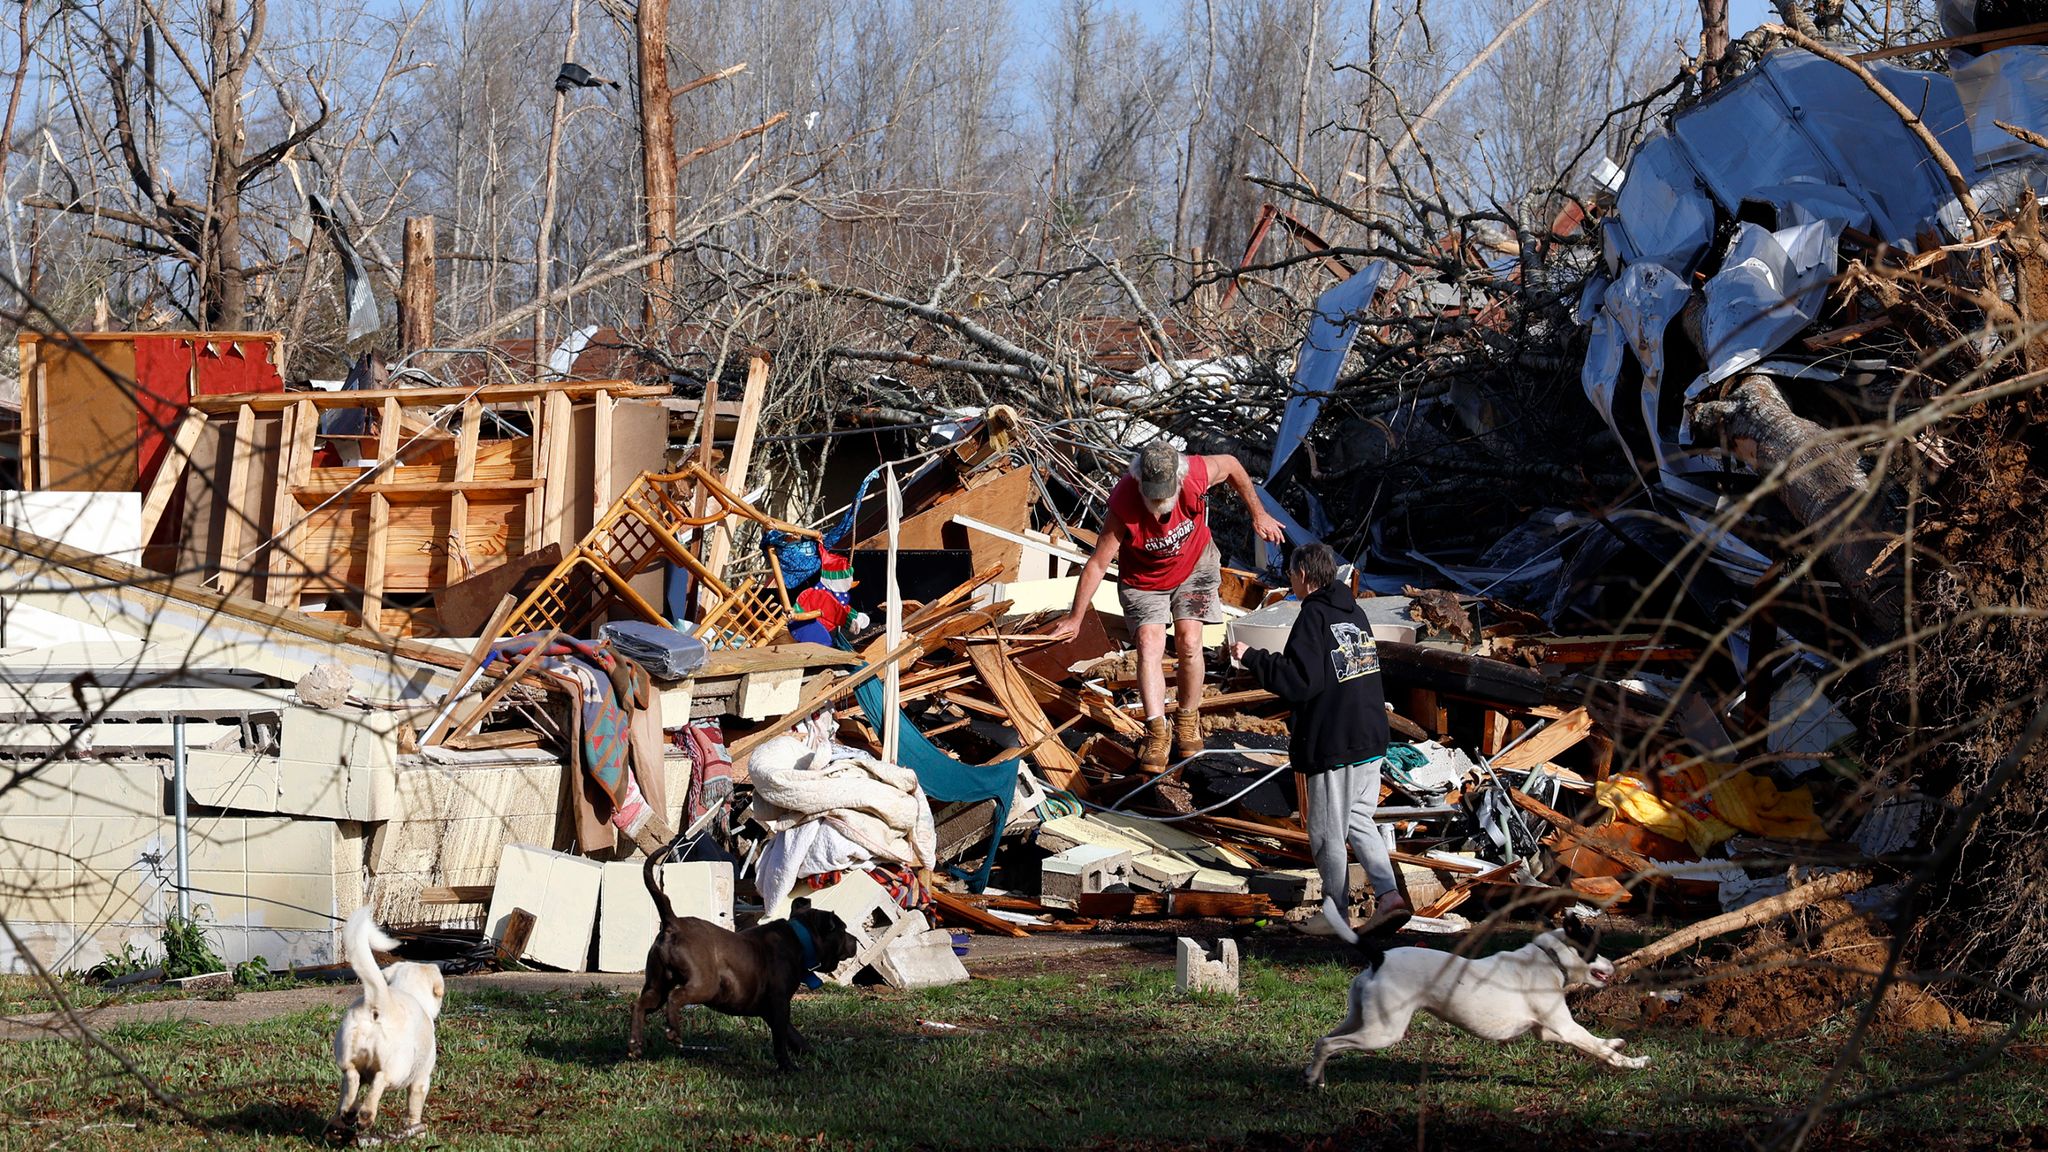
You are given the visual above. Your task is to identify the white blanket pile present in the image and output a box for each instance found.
[747,735,936,912]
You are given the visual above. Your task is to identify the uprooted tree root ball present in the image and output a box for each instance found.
[1875,386,2048,1015]
[1586,901,1969,1037]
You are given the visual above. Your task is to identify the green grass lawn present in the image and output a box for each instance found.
[1,949,2041,1151]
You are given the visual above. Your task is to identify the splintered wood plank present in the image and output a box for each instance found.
[532,389,573,553]
[930,890,1029,937]
[450,398,481,582]
[139,408,206,545]
[704,357,768,583]
[521,398,544,555]
[268,399,320,608]
[591,389,612,526]
[361,396,402,626]
[541,390,575,550]
[259,402,302,602]
[1019,666,1144,739]
[216,405,259,596]
[964,638,1083,791]
[1490,707,1593,772]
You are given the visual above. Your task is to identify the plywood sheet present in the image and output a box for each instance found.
[35,339,138,492]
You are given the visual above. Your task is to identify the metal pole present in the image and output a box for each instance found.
[172,716,190,920]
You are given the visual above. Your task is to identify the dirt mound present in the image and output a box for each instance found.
[1588,901,1968,1037]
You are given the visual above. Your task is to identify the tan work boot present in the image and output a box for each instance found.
[1173,707,1204,761]
[1139,717,1172,771]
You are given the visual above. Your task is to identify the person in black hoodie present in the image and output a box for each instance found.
[1230,543,1408,943]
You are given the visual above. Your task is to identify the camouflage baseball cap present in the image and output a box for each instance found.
[1135,441,1182,502]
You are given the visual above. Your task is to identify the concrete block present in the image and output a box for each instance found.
[273,756,396,821]
[183,749,278,814]
[485,844,604,972]
[795,870,905,985]
[241,871,339,930]
[279,706,402,773]
[1247,868,1323,907]
[1040,844,1133,909]
[875,923,969,990]
[734,668,801,720]
[1131,851,1200,891]
[67,815,162,869]
[1187,867,1250,895]
[1396,862,1449,908]
[598,860,734,973]
[655,681,695,723]
[1176,937,1239,996]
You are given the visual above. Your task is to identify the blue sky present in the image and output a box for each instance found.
[1003,0,1781,55]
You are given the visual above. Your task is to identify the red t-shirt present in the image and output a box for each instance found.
[1107,455,1212,591]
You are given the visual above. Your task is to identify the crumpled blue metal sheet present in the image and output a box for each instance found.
[1579,261,1689,465]
[1954,46,2048,168]
[1758,49,1972,245]
[1608,262,1693,446]
[1614,134,1716,274]
[1268,261,1387,482]
[1580,307,1629,454]
[1702,218,1840,383]
[1659,47,1978,250]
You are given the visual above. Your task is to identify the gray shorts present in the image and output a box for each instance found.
[1118,542,1224,629]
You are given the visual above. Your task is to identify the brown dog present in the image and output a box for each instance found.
[629,850,857,1069]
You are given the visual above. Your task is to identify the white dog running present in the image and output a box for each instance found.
[1305,916,1648,1087]
[332,906,447,1139]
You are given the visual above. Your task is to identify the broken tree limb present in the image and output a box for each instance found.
[826,347,1037,382]
[678,110,789,170]
[1615,868,1877,977]
[797,274,1062,384]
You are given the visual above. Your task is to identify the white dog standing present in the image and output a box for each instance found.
[332,906,446,1140]
[1306,915,1648,1087]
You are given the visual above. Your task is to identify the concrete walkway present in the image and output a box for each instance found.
[0,933,1163,1042]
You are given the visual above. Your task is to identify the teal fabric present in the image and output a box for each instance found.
[1379,743,1433,792]
[852,676,1017,892]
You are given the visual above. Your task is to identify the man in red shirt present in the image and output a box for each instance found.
[1051,442,1285,768]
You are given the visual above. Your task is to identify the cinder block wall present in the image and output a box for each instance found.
[0,759,354,974]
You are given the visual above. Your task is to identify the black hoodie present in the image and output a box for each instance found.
[1240,582,1389,774]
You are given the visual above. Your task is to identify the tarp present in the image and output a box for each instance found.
[852,676,1016,892]
[1268,261,1387,482]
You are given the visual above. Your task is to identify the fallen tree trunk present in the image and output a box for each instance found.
[1615,867,1876,977]
[1690,372,1901,636]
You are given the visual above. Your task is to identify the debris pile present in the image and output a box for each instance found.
[4,23,2048,1027]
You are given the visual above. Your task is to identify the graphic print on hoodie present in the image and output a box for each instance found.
[1329,622,1380,682]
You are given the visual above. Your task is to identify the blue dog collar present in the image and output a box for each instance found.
[788,919,824,989]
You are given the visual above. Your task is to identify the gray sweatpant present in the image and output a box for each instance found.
[1306,757,1400,909]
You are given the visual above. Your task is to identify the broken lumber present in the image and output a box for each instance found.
[1507,789,1660,875]
[1073,891,1279,919]
[965,637,1084,791]
[1020,666,1145,739]
[733,603,1009,760]
[931,890,1029,937]
[1615,868,1876,977]
[1490,707,1592,771]
[1190,814,1310,848]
